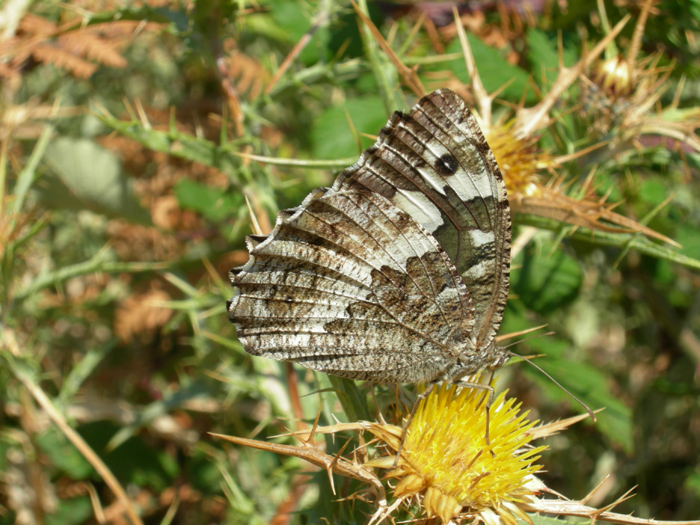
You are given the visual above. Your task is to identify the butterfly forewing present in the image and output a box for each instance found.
[333,89,510,348]
[229,187,475,383]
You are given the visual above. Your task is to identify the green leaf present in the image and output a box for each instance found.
[175,179,244,221]
[36,428,93,480]
[187,448,226,494]
[45,496,93,525]
[526,28,578,83]
[328,376,371,422]
[270,0,331,66]
[107,380,211,450]
[638,179,668,207]
[96,111,242,181]
[311,96,388,160]
[60,341,118,403]
[511,243,583,315]
[444,35,534,103]
[509,333,633,452]
[518,214,700,270]
[42,137,150,224]
[528,352,633,451]
[79,421,177,491]
[270,0,312,42]
[676,222,700,261]
[12,124,54,217]
[685,471,700,498]
[14,248,172,301]
[529,514,586,525]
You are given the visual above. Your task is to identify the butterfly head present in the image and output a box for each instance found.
[487,345,512,371]
[448,341,512,381]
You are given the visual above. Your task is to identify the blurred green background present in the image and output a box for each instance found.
[1,1,700,523]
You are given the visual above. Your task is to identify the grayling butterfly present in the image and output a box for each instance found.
[227,89,512,389]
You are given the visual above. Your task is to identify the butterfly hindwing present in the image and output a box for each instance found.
[228,187,475,383]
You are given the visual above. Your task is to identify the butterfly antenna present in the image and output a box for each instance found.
[508,351,597,423]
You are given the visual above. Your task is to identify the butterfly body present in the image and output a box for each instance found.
[228,89,511,386]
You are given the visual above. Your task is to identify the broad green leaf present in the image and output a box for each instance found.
[36,428,93,480]
[175,179,244,222]
[311,96,388,160]
[638,179,668,207]
[526,350,633,452]
[79,421,176,490]
[676,223,700,260]
[43,137,150,224]
[501,321,634,452]
[270,0,311,42]
[444,35,534,103]
[685,471,700,498]
[526,28,578,83]
[45,496,93,525]
[511,243,583,315]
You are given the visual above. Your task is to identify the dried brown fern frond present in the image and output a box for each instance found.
[224,48,266,102]
[216,37,269,137]
[439,2,533,55]
[114,285,173,344]
[0,13,163,80]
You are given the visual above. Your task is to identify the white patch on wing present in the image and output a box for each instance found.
[414,165,448,196]
[463,258,493,283]
[392,189,445,233]
[381,232,433,264]
[449,166,494,206]
[469,228,495,247]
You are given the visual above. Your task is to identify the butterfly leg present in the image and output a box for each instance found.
[391,383,438,469]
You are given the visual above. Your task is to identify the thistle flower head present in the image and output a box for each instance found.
[593,55,634,98]
[368,383,546,524]
[485,123,553,198]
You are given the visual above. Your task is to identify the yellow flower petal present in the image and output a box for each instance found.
[369,383,546,524]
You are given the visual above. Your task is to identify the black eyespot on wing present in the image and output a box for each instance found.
[436,153,459,176]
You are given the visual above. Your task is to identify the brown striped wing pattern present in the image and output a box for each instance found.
[228,89,511,384]
[228,188,475,383]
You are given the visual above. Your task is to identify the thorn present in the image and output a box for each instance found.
[244,194,264,236]
[134,99,151,130]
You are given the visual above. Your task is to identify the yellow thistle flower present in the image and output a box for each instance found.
[367,383,545,524]
[485,124,554,198]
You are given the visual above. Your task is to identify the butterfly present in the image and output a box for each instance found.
[227,89,511,389]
